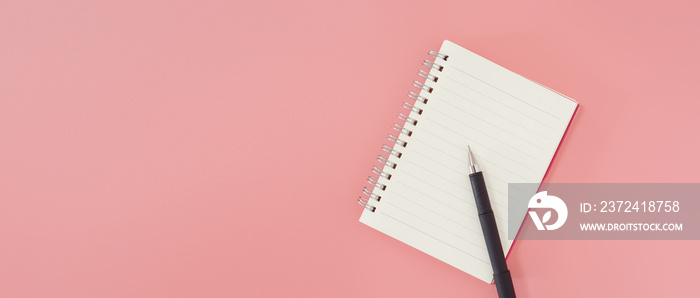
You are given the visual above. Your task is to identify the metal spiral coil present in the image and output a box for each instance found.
[362,187,381,202]
[382,144,402,158]
[377,155,397,169]
[408,91,428,104]
[392,123,413,137]
[358,50,446,213]
[422,60,444,72]
[428,50,449,61]
[413,80,433,93]
[398,113,418,126]
[418,69,439,82]
[372,165,392,180]
[358,197,376,212]
[367,176,386,190]
[387,134,407,147]
[402,101,423,115]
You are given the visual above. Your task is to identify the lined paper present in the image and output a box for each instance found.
[359,40,578,283]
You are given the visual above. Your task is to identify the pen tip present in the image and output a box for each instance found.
[467,145,477,174]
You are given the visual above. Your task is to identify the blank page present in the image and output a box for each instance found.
[359,40,578,283]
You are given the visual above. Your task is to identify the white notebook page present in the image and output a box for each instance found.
[359,40,578,283]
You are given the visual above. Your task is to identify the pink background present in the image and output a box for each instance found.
[2,1,699,297]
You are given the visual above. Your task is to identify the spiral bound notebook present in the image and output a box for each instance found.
[357,40,578,283]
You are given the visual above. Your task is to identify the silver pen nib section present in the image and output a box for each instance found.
[467,145,479,174]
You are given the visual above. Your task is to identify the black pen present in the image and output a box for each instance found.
[468,146,516,298]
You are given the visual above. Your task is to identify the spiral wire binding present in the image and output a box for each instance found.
[422,60,444,71]
[398,113,418,126]
[408,91,428,104]
[412,81,433,93]
[372,166,392,180]
[358,186,381,211]
[382,144,402,158]
[402,101,423,115]
[358,197,376,212]
[392,123,413,137]
[428,50,449,61]
[362,187,381,201]
[418,69,439,82]
[377,155,396,169]
[358,49,445,213]
[387,134,407,147]
[367,176,386,190]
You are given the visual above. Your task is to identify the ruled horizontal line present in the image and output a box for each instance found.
[428,109,543,160]
[438,87,552,140]
[410,126,535,180]
[392,178,506,223]
[449,66,561,120]
[440,76,555,129]
[381,205,490,261]
[395,158,508,210]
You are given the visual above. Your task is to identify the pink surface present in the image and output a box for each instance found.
[2,1,699,297]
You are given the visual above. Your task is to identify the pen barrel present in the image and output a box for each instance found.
[469,172,516,298]
[494,270,516,298]
[470,172,493,215]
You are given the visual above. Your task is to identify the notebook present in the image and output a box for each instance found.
[357,40,578,283]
